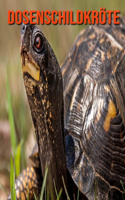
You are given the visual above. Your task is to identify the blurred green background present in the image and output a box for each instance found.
[0,0,125,198]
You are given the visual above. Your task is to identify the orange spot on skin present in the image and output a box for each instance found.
[20,184,23,191]
[27,167,29,172]
[29,179,32,189]
[21,192,25,200]
[31,167,34,172]
[23,180,26,189]
[103,100,117,132]
[16,190,20,198]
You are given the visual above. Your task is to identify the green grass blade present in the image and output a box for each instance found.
[53,180,62,200]
[10,156,16,200]
[62,176,70,200]
[56,189,62,200]
[40,167,48,200]
[53,180,58,198]
[120,180,125,200]
[6,70,17,155]
[15,139,23,177]
[34,193,38,200]
[121,180,125,193]
[77,189,79,200]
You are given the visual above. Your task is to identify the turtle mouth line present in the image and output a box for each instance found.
[21,48,40,81]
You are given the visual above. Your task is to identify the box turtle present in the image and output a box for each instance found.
[8,16,125,200]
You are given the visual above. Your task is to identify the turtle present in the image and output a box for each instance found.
[7,15,125,200]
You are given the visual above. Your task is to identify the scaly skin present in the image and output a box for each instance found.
[7,167,42,200]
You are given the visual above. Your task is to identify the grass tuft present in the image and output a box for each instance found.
[40,167,48,200]
[10,156,16,200]
[15,139,23,177]
[62,176,70,200]
[6,69,17,156]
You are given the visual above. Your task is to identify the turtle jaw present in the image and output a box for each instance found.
[21,49,40,82]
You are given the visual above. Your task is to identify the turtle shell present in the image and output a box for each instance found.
[62,16,125,200]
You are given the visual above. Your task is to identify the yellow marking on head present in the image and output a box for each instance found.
[103,100,117,132]
[86,58,92,71]
[22,59,40,81]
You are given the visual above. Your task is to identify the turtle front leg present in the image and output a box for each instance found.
[7,166,42,200]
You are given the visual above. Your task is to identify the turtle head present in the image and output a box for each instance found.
[20,23,63,130]
[20,23,62,99]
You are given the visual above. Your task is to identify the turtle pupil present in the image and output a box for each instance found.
[35,36,41,49]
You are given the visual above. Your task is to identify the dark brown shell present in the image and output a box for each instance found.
[62,16,125,200]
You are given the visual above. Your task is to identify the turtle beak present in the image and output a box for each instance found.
[20,24,40,82]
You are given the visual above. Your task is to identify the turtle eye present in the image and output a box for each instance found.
[35,36,41,49]
[33,33,44,53]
